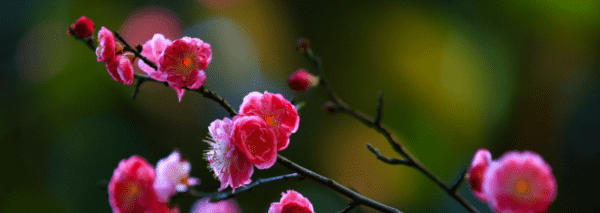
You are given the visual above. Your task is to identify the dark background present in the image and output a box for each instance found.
[1,0,598,212]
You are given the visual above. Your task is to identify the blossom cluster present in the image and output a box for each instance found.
[467,149,557,213]
[205,91,300,191]
[108,151,198,213]
[74,15,211,101]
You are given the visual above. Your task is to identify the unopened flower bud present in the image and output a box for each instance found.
[288,69,318,92]
[68,16,95,38]
[323,102,338,114]
[296,37,311,52]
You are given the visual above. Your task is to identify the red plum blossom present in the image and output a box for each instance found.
[205,117,254,192]
[191,198,242,213]
[239,91,299,151]
[233,115,278,170]
[108,156,175,213]
[268,190,315,213]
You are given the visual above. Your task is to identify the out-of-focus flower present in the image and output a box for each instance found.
[205,117,254,192]
[481,151,557,213]
[190,198,242,213]
[232,116,278,169]
[239,91,299,151]
[108,156,175,213]
[157,37,211,102]
[468,149,492,201]
[68,16,95,38]
[138,33,172,81]
[268,190,315,213]
[154,150,200,202]
[96,26,116,62]
[288,69,319,92]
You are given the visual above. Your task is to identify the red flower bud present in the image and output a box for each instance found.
[288,69,318,92]
[68,16,95,38]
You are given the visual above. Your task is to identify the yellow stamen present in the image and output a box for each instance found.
[264,115,276,127]
[515,179,529,194]
[182,57,192,68]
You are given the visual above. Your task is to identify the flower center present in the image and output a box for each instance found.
[264,115,276,127]
[182,57,192,68]
[122,183,141,209]
[515,179,529,194]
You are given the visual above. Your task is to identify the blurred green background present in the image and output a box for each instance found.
[1,0,599,212]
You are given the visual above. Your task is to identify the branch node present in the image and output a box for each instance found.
[131,77,145,99]
[366,143,412,166]
[336,201,359,213]
[449,167,468,193]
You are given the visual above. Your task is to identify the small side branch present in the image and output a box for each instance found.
[366,144,413,166]
[336,201,359,213]
[277,155,402,213]
[449,167,468,193]
[209,173,304,201]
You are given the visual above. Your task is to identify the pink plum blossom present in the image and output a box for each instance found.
[104,54,134,85]
[239,91,299,151]
[154,150,200,203]
[68,16,94,38]
[233,115,278,169]
[288,69,318,92]
[138,33,172,81]
[157,37,211,102]
[108,155,175,213]
[190,198,242,213]
[268,190,315,213]
[96,26,116,62]
[482,151,557,213]
[468,149,492,201]
[205,117,254,192]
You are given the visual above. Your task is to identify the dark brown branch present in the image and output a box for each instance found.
[337,201,359,213]
[366,143,413,166]
[277,155,402,213]
[169,173,304,201]
[449,167,468,193]
[302,45,480,213]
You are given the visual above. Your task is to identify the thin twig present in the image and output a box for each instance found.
[73,29,238,116]
[449,167,468,193]
[277,155,402,213]
[209,173,305,201]
[366,143,413,166]
[302,45,480,213]
[337,201,359,213]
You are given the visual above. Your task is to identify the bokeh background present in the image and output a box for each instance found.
[1,0,599,212]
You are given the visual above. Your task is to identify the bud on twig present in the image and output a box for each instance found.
[323,102,339,114]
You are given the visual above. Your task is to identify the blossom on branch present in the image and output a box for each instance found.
[96,27,116,62]
[104,54,134,85]
[205,117,254,192]
[468,149,492,201]
[469,150,557,213]
[138,33,172,81]
[268,190,315,213]
[156,37,212,102]
[68,16,94,38]
[108,156,177,213]
[154,150,200,203]
[233,115,278,169]
[239,91,299,151]
[288,69,318,92]
[191,198,242,213]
